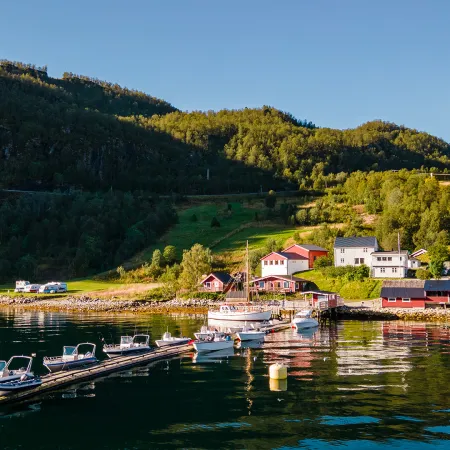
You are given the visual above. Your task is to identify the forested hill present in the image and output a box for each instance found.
[1,61,450,194]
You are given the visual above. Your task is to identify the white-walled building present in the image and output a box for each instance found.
[371,251,409,278]
[334,236,379,268]
[260,251,309,277]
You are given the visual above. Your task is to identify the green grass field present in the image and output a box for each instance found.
[296,270,383,300]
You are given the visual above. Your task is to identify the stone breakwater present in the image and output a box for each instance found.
[337,305,450,322]
[0,295,217,314]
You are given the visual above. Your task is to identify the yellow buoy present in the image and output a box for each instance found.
[269,363,287,380]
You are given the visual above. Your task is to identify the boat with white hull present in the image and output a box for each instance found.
[0,356,34,383]
[208,305,271,322]
[292,310,319,330]
[236,330,266,341]
[155,331,191,348]
[0,375,42,397]
[44,343,98,373]
[194,326,226,341]
[104,335,151,357]
[193,336,234,353]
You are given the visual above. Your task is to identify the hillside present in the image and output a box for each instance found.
[1,61,450,195]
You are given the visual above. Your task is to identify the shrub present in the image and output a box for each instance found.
[314,255,332,269]
[211,217,221,227]
[416,268,432,280]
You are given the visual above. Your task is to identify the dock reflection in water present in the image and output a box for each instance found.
[1,311,450,449]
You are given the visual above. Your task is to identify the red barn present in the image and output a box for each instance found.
[200,272,233,293]
[283,244,329,269]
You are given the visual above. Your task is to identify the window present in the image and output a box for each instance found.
[340,258,344,263]
[382,257,387,261]
[314,256,317,261]
[340,248,345,253]
[360,258,364,264]
[206,282,211,288]
[270,261,273,265]
[363,248,368,253]
[280,260,284,265]
[259,281,264,288]
[377,257,381,261]
[392,267,397,273]
[275,260,279,265]
[380,267,385,273]
[402,298,411,303]
[354,258,359,264]
[400,257,402,261]
[388,298,396,303]
[264,261,268,266]
[387,257,392,262]
[284,281,289,288]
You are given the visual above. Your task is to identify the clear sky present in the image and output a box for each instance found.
[1,0,449,141]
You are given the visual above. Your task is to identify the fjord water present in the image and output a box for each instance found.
[1,311,450,449]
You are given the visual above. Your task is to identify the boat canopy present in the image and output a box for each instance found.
[120,336,133,345]
[63,346,77,356]
[295,309,313,318]
[133,335,150,344]
[0,361,6,372]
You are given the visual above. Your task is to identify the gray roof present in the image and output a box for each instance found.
[334,236,378,248]
[425,280,450,291]
[380,280,426,299]
[206,272,233,284]
[294,244,328,252]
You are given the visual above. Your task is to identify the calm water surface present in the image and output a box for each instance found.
[1,310,450,449]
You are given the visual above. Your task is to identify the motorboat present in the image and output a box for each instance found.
[0,375,42,397]
[292,310,319,330]
[103,334,151,357]
[155,331,191,348]
[208,304,272,322]
[194,325,226,341]
[193,335,235,353]
[0,356,34,383]
[236,323,266,342]
[43,343,98,373]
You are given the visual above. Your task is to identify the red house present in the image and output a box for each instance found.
[381,280,450,308]
[200,272,233,293]
[283,244,329,269]
[251,275,307,293]
[301,290,341,309]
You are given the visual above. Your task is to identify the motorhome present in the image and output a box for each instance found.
[14,280,30,292]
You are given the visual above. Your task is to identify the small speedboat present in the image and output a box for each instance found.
[43,343,98,373]
[0,375,42,397]
[292,310,319,330]
[155,331,191,348]
[0,356,34,383]
[103,335,151,357]
[194,326,226,341]
[193,335,234,353]
[236,323,266,342]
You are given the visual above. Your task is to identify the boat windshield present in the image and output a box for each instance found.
[0,361,5,372]
[133,335,149,344]
[63,346,77,356]
[120,336,133,345]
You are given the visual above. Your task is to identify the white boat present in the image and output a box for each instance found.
[236,323,266,341]
[43,343,98,373]
[208,304,272,322]
[193,335,235,353]
[103,334,151,357]
[155,331,191,348]
[292,310,319,330]
[0,375,42,397]
[194,325,226,341]
[0,356,34,383]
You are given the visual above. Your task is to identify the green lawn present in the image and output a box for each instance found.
[296,270,383,300]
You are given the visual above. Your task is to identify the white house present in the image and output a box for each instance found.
[260,251,309,277]
[371,251,409,278]
[333,236,379,268]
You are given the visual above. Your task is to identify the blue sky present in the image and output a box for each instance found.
[1,0,449,141]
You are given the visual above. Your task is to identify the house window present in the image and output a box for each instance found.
[400,257,402,261]
[388,298,396,303]
[340,258,344,263]
[264,261,268,266]
[314,256,317,261]
[280,260,284,265]
[377,257,381,261]
[363,248,368,253]
[206,282,211,288]
[275,260,279,265]
[402,298,411,303]
[284,281,289,288]
[214,281,219,287]
[259,281,264,288]
[360,258,364,264]
[387,257,392,261]
[382,257,387,261]
[392,268,397,273]
[270,261,273,265]
[340,248,345,253]
[380,267,385,273]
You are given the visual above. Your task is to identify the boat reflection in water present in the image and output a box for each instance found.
[192,347,235,364]
[237,340,263,350]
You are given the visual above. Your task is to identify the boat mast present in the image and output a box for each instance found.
[246,240,250,303]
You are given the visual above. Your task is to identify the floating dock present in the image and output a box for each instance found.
[0,320,292,406]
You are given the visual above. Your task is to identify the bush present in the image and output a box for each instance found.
[211,217,221,227]
[314,255,332,269]
[416,268,432,280]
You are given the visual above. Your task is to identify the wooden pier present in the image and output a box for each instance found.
[0,343,193,406]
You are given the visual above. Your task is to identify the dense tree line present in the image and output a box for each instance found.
[0,192,177,282]
[1,61,449,196]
